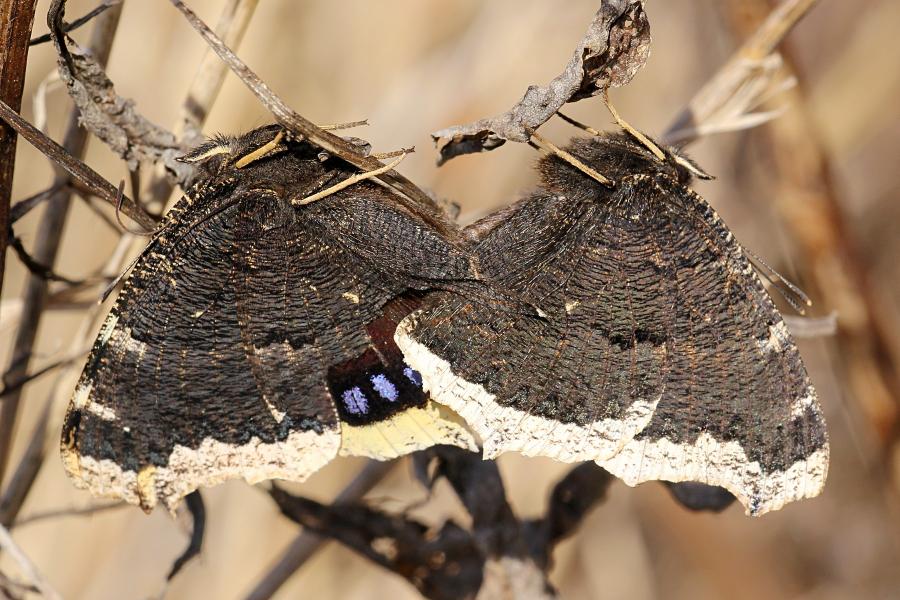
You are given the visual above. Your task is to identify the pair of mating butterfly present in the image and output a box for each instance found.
[61,114,828,517]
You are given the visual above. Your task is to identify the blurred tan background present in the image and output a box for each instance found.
[3,1,900,598]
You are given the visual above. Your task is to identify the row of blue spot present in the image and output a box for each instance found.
[341,366,422,415]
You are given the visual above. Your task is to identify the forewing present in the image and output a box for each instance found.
[62,194,341,512]
[396,190,671,462]
[599,177,828,515]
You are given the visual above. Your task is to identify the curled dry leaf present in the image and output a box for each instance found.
[48,0,192,184]
[432,0,650,164]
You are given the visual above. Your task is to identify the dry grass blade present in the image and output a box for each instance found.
[663,0,820,145]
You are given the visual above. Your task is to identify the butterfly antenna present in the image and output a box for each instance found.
[602,89,666,161]
[745,249,812,314]
[100,249,146,303]
[115,180,157,236]
[528,131,613,187]
[294,152,409,206]
[556,111,602,136]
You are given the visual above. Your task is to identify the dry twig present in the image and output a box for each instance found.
[0,524,61,600]
[431,0,650,164]
[0,0,39,306]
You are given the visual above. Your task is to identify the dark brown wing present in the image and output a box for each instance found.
[396,185,670,463]
[62,192,342,513]
[398,172,827,516]
[598,176,827,516]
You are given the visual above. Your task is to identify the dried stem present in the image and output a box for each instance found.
[0,100,155,231]
[167,0,456,237]
[0,524,61,600]
[146,0,260,207]
[10,500,124,528]
[0,0,39,307]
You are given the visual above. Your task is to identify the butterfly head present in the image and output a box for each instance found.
[539,132,712,195]
[177,125,358,203]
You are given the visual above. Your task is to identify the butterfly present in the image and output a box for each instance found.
[396,129,829,516]
[61,125,480,512]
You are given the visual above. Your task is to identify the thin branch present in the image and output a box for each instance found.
[28,0,120,46]
[243,460,396,600]
[6,234,85,285]
[0,99,156,231]
[146,0,259,211]
[8,182,66,224]
[11,501,124,528]
[167,491,206,581]
[0,525,62,600]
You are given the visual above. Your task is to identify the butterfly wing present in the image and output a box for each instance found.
[597,177,828,515]
[396,188,671,462]
[398,172,827,515]
[63,166,478,512]
[62,194,342,513]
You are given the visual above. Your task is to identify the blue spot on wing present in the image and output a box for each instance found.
[341,387,369,415]
[370,374,398,402]
[403,366,422,388]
